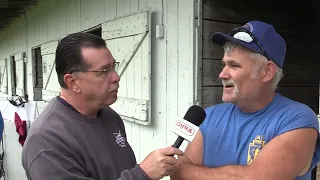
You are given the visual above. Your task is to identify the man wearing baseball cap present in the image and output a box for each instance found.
[171,21,320,180]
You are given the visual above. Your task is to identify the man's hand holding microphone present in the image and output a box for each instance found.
[138,105,206,179]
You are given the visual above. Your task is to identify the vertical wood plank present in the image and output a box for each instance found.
[105,0,117,21]
[49,0,60,40]
[126,35,135,99]
[177,0,194,109]
[166,0,179,146]
[69,0,81,33]
[37,3,47,45]
[138,0,148,10]
[123,0,131,15]
[59,0,70,35]
[135,35,142,100]
[80,0,104,30]
[140,33,149,100]
[123,120,132,144]
[130,33,142,162]
[130,122,140,161]
[138,0,167,163]
[130,0,139,12]
[116,0,125,17]
[119,37,128,96]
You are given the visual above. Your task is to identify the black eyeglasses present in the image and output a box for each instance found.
[229,27,270,60]
[71,62,119,78]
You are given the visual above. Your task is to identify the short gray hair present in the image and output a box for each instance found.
[223,42,283,91]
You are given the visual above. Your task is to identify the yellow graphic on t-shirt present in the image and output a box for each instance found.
[247,135,266,165]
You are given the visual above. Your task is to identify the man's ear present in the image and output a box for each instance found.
[262,62,277,83]
[64,74,80,93]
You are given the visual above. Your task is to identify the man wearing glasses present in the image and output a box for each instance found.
[171,21,320,180]
[21,33,183,180]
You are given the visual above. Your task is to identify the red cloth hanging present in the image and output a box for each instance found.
[14,112,27,146]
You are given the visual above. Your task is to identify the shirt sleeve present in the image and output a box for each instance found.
[277,107,319,136]
[27,150,150,180]
[276,106,320,171]
[199,106,215,137]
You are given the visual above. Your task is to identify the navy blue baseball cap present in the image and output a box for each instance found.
[211,21,286,68]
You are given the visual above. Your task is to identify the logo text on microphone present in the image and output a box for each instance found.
[174,120,195,136]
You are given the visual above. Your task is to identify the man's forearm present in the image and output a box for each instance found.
[178,163,252,180]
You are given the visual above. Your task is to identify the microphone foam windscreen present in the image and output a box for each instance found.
[183,105,206,126]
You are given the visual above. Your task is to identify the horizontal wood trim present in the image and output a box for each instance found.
[202,86,223,104]
[202,59,320,87]
[203,2,289,29]
[202,0,315,30]
[41,40,59,55]
[202,86,319,109]
[102,10,149,40]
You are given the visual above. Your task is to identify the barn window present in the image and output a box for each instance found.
[32,47,43,100]
[10,52,27,97]
[10,55,16,96]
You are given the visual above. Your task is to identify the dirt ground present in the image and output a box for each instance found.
[317,166,320,179]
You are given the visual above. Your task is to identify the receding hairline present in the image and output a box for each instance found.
[80,46,115,69]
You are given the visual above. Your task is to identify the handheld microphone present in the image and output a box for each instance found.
[171,105,206,148]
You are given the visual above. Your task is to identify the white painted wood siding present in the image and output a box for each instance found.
[0,0,197,179]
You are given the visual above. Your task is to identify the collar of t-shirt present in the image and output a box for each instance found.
[56,96,102,117]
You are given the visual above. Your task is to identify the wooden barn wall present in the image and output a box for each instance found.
[201,0,320,114]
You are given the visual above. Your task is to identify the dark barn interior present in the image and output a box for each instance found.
[0,0,37,31]
[201,0,320,178]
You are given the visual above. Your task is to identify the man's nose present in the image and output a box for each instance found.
[111,71,120,83]
[219,67,231,80]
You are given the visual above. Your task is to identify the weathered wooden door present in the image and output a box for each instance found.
[102,10,152,125]
[0,59,7,94]
[13,52,26,96]
[40,40,60,101]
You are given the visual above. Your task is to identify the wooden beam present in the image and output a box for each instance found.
[0,1,37,8]
[0,11,23,18]
[203,0,317,31]
[0,23,10,27]
[0,1,38,5]
[0,17,18,21]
